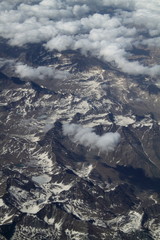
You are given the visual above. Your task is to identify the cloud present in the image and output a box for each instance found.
[63,123,120,153]
[0,0,160,76]
[45,35,74,52]
[15,63,70,80]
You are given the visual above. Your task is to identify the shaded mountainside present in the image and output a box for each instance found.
[0,41,160,240]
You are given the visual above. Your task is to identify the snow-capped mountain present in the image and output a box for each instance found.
[0,0,160,239]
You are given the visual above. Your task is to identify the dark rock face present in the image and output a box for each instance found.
[0,39,160,240]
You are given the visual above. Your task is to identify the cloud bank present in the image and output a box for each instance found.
[15,64,70,80]
[63,123,120,152]
[0,0,160,76]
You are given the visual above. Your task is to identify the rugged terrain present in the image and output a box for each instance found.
[0,38,160,240]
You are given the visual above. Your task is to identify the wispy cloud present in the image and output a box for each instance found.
[15,63,70,80]
[63,123,120,152]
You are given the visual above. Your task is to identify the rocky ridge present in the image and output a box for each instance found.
[0,41,160,239]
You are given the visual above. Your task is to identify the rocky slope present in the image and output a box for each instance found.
[0,40,160,240]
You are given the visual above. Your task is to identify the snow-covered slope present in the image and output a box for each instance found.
[0,6,160,238]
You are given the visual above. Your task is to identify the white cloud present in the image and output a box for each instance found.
[0,0,160,76]
[45,35,74,51]
[15,63,70,80]
[63,123,120,153]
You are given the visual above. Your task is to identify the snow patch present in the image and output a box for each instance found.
[115,115,135,127]
[72,164,94,178]
[9,186,51,214]
[0,212,15,225]
[147,219,160,240]
[133,116,153,128]
[107,211,143,233]
[51,181,73,195]
[32,174,52,185]
[33,150,54,174]
[23,134,40,142]
[54,219,63,239]
[65,229,88,240]
[44,216,55,225]
[150,195,158,204]
[0,198,4,207]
